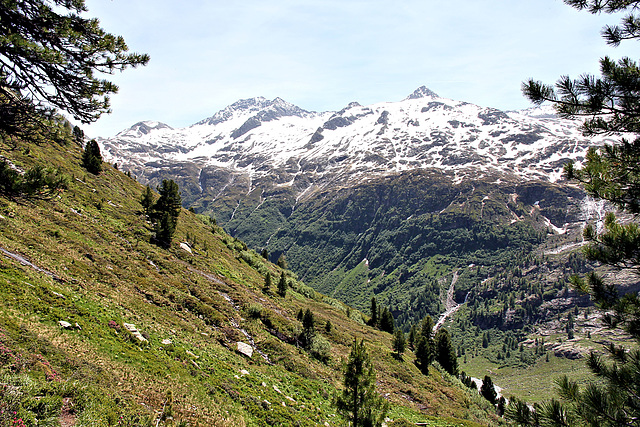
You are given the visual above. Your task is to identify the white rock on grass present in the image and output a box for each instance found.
[236,342,253,358]
[123,323,147,342]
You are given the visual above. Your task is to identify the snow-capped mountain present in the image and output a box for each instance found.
[100,86,614,190]
[100,86,617,319]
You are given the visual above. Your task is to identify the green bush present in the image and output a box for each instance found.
[246,303,264,319]
[0,160,68,199]
[295,283,317,300]
[239,250,269,275]
[309,334,331,363]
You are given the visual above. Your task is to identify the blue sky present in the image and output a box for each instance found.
[81,0,636,137]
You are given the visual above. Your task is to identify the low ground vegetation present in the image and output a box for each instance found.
[0,131,499,426]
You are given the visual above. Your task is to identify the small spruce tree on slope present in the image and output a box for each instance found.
[263,272,272,294]
[434,328,458,376]
[415,315,435,375]
[392,329,406,359]
[334,339,389,427]
[140,185,154,216]
[379,307,395,333]
[368,296,378,327]
[82,139,102,174]
[480,375,497,406]
[277,273,287,297]
[151,179,181,248]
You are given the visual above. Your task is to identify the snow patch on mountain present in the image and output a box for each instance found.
[99,86,617,189]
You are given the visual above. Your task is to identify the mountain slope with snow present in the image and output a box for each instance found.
[101,86,614,192]
[100,86,613,333]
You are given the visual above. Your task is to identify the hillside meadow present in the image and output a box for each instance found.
[0,132,500,426]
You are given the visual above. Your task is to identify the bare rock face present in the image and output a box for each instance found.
[547,342,586,360]
[236,341,253,358]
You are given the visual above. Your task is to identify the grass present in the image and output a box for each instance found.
[0,135,501,425]
[459,346,596,404]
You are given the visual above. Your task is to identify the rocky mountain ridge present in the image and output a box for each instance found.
[100,86,615,195]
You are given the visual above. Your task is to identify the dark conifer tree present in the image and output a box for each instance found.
[369,296,378,327]
[497,397,506,417]
[334,339,389,427]
[277,273,287,297]
[434,328,458,376]
[154,211,175,249]
[263,272,272,294]
[481,375,497,406]
[459,371,477,391]
[140,185,154,216]
[151,179,181,248]
[300,308,315,348]
[153,180,181,221]
[82,139,102,174]
[72,125,84,145]
[415,335,434,375]
[379,307,395,333]
[325,320,332,333]
[414,315,436,374]
[408,324,417,350]
[392,329,406,359]
[421,315,434,342]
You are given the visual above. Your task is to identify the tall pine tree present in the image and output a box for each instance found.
[263,272,272,294]
[434,328,458,376]
[81,139,102,174]
[277,273,287,297]
[334,339,389,427]
[151,179,181,248]
[480,375,497,406]
[368,296,378,327]
[140,185,154,216]
[392,329,406,359]
[300,308,315,348]
[0,0,149,124]
[415,315,435,375]
[379,307,395,333]
[509,1,640,425]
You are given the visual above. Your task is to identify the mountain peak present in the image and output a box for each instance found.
[117,121,172,138]
[196,96,312,127]
[405,86,439,100]
[227,97,270,111]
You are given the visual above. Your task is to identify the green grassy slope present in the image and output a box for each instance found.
[0,137,500,425]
